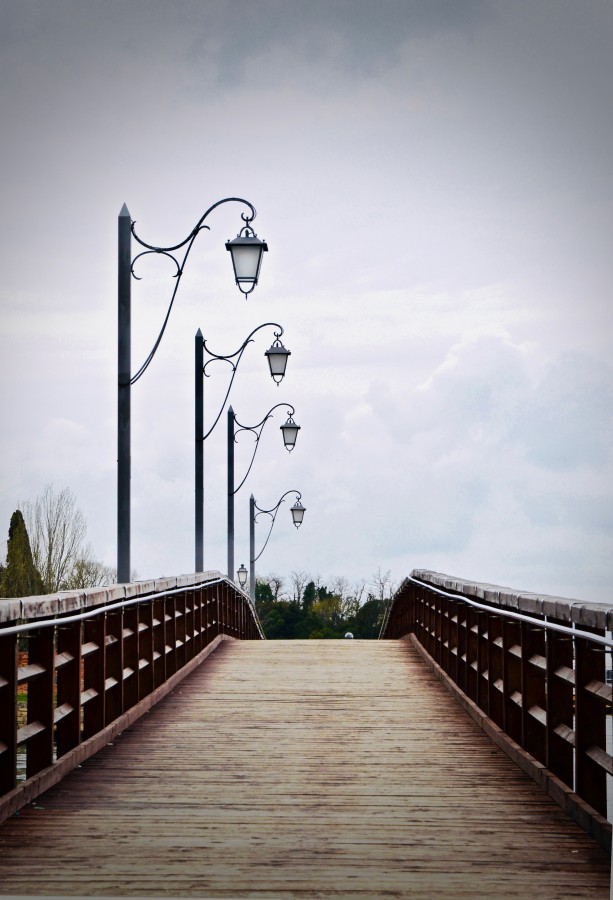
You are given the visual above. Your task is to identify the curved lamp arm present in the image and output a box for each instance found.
[129,198,259,385]
[252,490,303,564]
[201,323,285,442]
[233,404,296,494]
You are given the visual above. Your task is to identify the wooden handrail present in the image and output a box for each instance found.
[380,570,612,852]
[0,572,263,822]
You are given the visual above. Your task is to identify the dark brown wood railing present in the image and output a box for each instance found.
[381,570,612,852]
[0,571,263,822]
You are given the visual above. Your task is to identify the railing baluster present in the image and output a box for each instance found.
[0,625,18,794]
[165,594,177,678]
[487,612,504,729]
[456,596,467,694]
[522,621,547,766]
[25,627,55,778]
[503,616,522,746]
[175,591,186,670]
[546,621,574,788]
[575,628,607,817]
[83,610,105,739]
[56,619,82,758]
[105,609,124,725]
[153,596,166,688]
[123,604,139,712]
[138,600,154,699]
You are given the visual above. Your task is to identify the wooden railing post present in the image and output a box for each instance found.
[502,617,522,746]
[165,594,177,678]
[123,604,139,712]
[575,629,607,818]
[105,610,124,725]
[521,621,547,766]
[466,604,479,705]
[487,612,504,729]
[56,619,83,758]
[545,622,574,788]
[138,600,154,699]
[456,598,467,694]
[25,627,55,779]
[0,625,18,794]
[83,610,106,740]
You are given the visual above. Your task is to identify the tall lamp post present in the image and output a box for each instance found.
[117,199,267,583]
[228,404,300,579]
[247,490,306,601]
[195,324,291,572]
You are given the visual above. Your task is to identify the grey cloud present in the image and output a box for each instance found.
[517,353,613,471]
[184,0,490,88]
[517,485,613,532]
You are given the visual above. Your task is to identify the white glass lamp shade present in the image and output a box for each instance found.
[225,232,268,294]
[265,340,291,384]
[290,499,305,528]
[280,415,300,451]
[237,563,248,588]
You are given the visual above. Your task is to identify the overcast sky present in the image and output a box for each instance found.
[1,0,612,602]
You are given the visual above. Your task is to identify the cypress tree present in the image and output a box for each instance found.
[0,509,44,597]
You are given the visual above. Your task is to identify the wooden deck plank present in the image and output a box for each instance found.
[0,639,609,898]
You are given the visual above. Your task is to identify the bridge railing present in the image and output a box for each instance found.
[0,571,263,823]
[381,569,612,852]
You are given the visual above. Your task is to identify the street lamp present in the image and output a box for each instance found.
[226,225,268,294]
[228,404,300,580]
[249,490,306,601]
[117,198,266,583]
[290,498,306,527]
[237,563,248,589]
[195,323,291,572]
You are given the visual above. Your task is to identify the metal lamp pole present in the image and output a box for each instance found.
[249,490,306,601]
[194,324,291,573]
[117,198,267,584]
[227,404,300,579]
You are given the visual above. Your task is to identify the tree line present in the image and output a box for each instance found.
[0,484,113,597]
[0,487,396,643]
[255,569,395,640]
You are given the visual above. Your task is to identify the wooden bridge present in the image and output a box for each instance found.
[0,571,611,897]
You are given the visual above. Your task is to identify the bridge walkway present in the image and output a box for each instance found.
[0,639,609,898]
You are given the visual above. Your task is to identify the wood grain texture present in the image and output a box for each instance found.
[0,639,609,898]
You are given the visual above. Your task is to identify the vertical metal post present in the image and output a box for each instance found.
[227,406,235,580]
[117,203,131,584]
[249,494,256,602]
[195,329,204,572]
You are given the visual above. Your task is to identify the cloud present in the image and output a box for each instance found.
[182,0,490,88]
[517,353,613,471]
[1,1,612,603]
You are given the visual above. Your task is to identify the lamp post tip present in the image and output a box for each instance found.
[119,203,130,217]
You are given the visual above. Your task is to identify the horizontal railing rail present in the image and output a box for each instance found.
[0,571,263,823]
[380,570,612,852]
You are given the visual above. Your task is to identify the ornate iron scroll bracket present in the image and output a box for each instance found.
[200,323,284,442]
[252,490,303,564]
[129,198,257,385]
[233,404,296,494]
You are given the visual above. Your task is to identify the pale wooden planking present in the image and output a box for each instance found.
[0,638,609,898]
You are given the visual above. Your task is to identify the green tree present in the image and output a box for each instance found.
[347,595,385,638]
[253,572,396,641]
[0,510,44,597]
[302,580,317,611]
